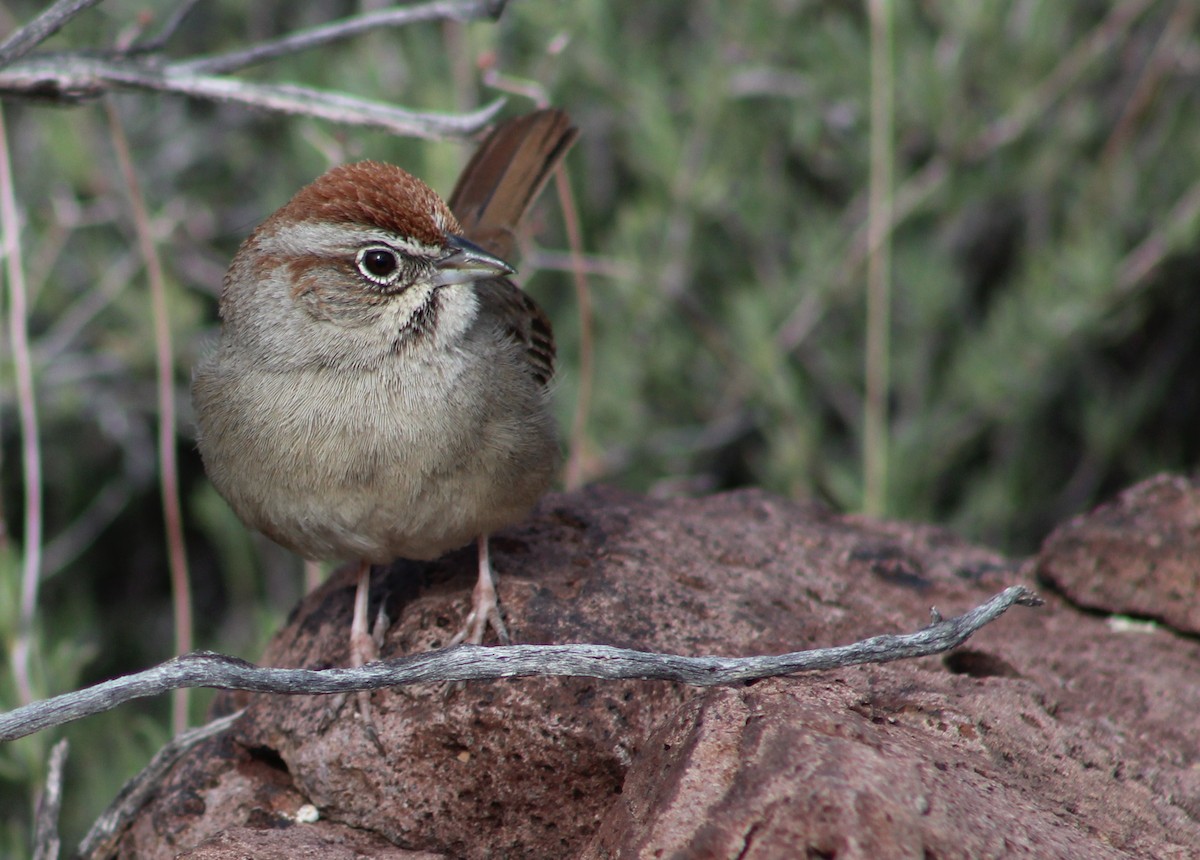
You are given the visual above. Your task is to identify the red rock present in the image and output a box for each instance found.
[178,824,444,859]
[1036,473,1200,634]
[109,482,1200,859]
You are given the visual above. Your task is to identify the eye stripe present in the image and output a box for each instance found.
[388,236,444,259]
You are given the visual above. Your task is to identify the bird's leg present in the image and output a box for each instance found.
[322,559,382,732]
[346,559,384,741]
[449,535,510,647]
[349,559,381,667]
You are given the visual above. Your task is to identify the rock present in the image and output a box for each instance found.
[178,824,444,859]
[1036,473,1200,635]
[110,482,1200,859]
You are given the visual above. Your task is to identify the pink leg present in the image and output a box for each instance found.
[346,559,382,731]
[449,535,510,646]
[349,559,379,667]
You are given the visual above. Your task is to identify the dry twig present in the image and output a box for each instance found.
[75,712,242,860]
[0,0,510,139]
[31,739,68,860]
[0,101,44,707]
[105,98,194,735]
[0,585,1042,743]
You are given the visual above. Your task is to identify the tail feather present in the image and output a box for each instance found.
[448,109,578,262]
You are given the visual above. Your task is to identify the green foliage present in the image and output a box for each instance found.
[1,0,1198,854]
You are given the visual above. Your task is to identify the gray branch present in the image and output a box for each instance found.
[0,586,1042,743]
[175,0,507,76]
[127,0,203,54]
[0,54,505,138]
[31,738,68,860]
[74,712,242,860]
[0,0,103,69]
[0,1,513,140]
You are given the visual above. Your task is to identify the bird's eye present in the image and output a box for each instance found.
[356,246,401,284]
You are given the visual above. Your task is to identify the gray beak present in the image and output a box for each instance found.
[433,234,515,286]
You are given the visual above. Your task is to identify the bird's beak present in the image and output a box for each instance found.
[433,234,515,286]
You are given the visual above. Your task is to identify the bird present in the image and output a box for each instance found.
[192,109,578,671]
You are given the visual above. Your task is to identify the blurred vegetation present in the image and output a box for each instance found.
[0,0,1198,853]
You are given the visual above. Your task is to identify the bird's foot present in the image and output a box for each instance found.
[448,535,510,647]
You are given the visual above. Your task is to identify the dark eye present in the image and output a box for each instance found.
[356,246,400,283]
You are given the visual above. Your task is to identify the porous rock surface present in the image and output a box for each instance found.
[1036,473,1200,635]
[112,478,1200,859]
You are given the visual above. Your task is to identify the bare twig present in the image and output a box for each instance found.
[462,67,595,489]
[0,0,102,69]
[556,165,594,491]
[1115,178,1200,296]
[521,250,634,281]
[442,18,477,113]
[36,247,137,363]
[776,0,1157,354]
[862,0,894,518]
[128,0,204,55]
[105,98,194,735]
[0,1,514,140]
[964,0,1157,159]
[1101,0,1197,165]
[0,102,45,706]
[0,586,1042,742]
[174,0,507,76]
[31,739,68,860]
[481,65,552,106]
[75,712,242,860]
[0,54,505,139]
[42,478,133,578]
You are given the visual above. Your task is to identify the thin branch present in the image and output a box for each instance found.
[963,0,1157,159]
[862,0,894,518]
[31,738,68,860]
[776,0,1157,354]
[41,477,133,579]
[0,2,513,140]
[75,712,242,860]
[1100,0,1197,166]
[0,102,45,707]
[0,54,506,140]
[0,586,1042,743]
[35,248,138,363]
[464,67,595,489]
[0,0,102,70]
[174,0,508,76]
[127,0,204,55]
[105,98,194,735]
[556,165,594,492]
[1115,177,1200,296]
[521,250,635,281]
